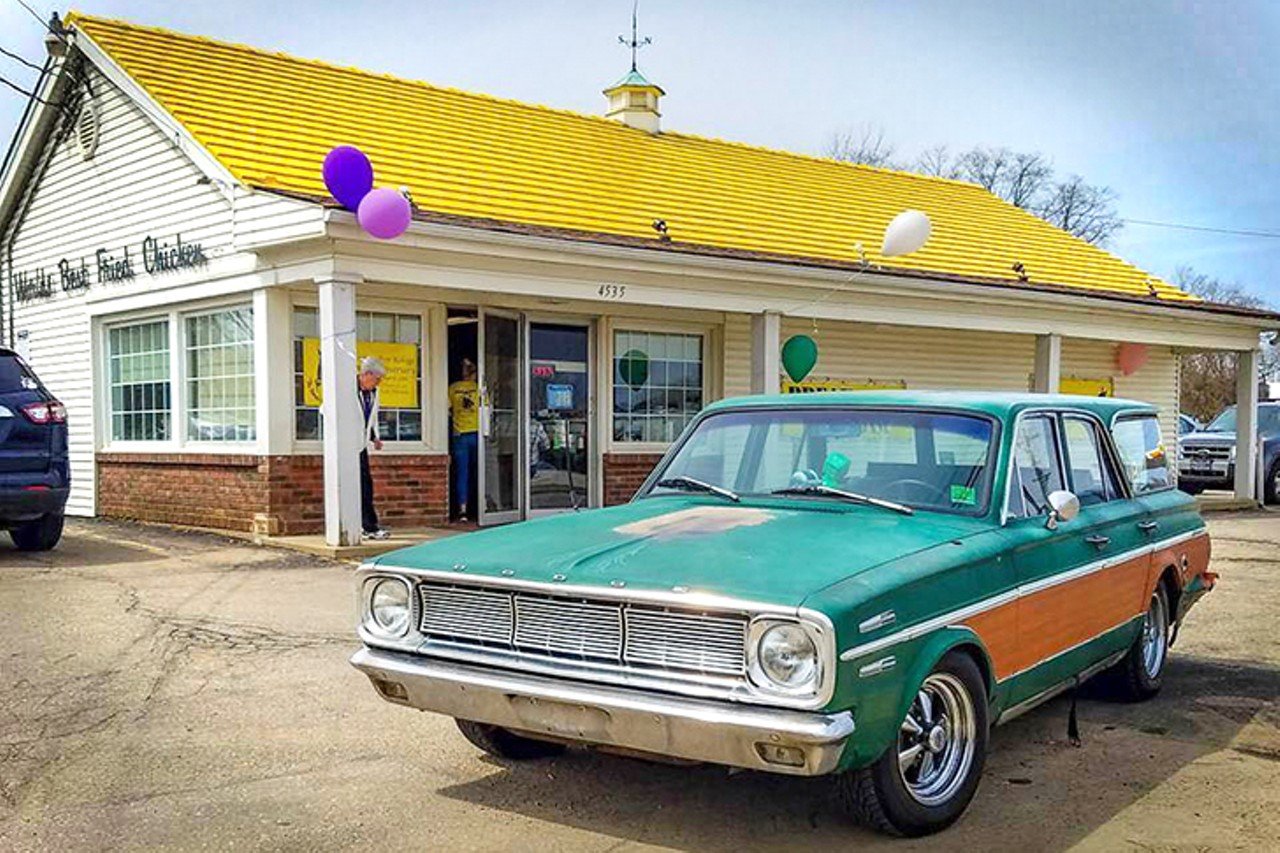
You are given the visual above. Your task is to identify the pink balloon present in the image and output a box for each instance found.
[356,187,412,240]
[1115,342,1149,376]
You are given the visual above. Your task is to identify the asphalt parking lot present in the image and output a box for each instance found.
[1,514,1277,851]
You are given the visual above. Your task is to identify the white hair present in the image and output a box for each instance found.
[360,356,387,377]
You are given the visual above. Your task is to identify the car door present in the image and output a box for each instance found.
[1001,411,1144,706]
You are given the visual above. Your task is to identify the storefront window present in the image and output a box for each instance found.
[613,330,704,443]
[186,307,255,441]
[108,320,171,441]
[293,307,423,441]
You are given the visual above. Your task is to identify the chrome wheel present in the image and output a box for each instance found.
[1141,589,1169,678]
[897,672,977,807]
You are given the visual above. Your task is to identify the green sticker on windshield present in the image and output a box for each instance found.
[950,484,977,505]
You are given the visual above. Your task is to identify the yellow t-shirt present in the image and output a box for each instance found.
[448,380,479,435]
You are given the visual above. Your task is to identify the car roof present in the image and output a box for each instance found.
[705,390,1158,421]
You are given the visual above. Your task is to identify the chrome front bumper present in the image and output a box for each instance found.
[351,647,854,776]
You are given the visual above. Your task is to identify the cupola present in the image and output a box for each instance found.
[603,68,664,133]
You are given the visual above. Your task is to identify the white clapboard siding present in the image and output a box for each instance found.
[233,190,325,248]
[778,317,1037,391]
[1062,338,1179,449]
[5,66,239,515]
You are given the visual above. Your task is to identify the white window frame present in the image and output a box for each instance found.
[607,321,712,454]
[288,296,434,455]
[98,296,260,453]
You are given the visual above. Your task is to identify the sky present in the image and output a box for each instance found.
[2,0,1278,304]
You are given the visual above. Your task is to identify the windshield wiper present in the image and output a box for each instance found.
[656,476,740,502]
[770,484,914,515]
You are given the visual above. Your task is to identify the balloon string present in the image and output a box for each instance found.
[784,256,874,335]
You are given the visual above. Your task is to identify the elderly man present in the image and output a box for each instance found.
[358,356,389,540]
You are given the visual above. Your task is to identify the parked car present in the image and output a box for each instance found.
[1178,413,1201,436]
[1177,402,1280,503]
[0,348,69,550]
[351,392,1212,837]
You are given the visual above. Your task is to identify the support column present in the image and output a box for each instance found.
[318,274,363,546]
[1032,333,1062,393]
[1234,347,1260,503]
[751,311,781,394]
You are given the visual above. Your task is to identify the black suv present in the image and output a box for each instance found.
[0,348,68,550]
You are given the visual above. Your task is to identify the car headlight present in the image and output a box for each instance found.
[753,622,819,692]
[366,577,411,637]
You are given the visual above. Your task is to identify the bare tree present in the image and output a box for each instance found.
[827,126,899,169]
[1035,175,1123,245]
[914,145,960,179]
[1176,267,1277,420]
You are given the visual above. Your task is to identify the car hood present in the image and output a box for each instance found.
[372,496,989,608]
[1180,431,1236,447]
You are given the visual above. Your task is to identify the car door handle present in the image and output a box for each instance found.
[1085,534,1111,549]
[1137,520,1159,533]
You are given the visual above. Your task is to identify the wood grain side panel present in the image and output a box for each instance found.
[1149,530,1212,592]
[961,604,1019,681]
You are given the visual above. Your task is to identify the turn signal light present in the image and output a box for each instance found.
[21,401,67,424]
[755,742,807,768]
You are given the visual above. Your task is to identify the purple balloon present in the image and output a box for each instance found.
[357,188,412,240]
[321,145,374,210]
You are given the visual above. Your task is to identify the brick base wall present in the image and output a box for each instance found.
[602,452,664,506]
[97,452,449,535]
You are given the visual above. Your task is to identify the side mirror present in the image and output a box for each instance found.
[1045,490,1080,530]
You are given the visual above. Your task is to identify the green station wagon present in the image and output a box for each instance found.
[351,392,1213,836]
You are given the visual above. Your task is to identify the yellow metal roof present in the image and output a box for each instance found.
[69,13,1194,302]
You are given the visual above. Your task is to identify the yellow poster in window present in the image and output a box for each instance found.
[302,338,419,409]
[1059,377,1114,397]
[781,377,907,394]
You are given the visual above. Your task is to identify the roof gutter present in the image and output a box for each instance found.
[301,199,1279,335]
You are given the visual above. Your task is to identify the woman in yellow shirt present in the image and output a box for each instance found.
[448,358,479,521]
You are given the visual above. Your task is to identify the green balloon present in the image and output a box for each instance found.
[781,334,818,383]
[619,349,650,388]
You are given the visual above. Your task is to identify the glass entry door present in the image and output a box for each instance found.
[478,310,522,526]
[527,321,591,515]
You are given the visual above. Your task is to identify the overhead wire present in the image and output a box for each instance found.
[1121,218,1280,240]
[0,44,43,73]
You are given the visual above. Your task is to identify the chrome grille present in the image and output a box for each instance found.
[513,596,622,660]
[624,608,747,675]
[418,585,512,644]
[415,581,748,678]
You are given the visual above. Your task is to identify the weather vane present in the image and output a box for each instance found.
[619,1,652,72]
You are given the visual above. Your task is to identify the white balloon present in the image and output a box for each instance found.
[880,209,931,258]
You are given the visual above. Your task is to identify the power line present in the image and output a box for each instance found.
[10,0,70,47]
[1123,218,1280,240]
[0,71,56,104]
[0,44,42,73]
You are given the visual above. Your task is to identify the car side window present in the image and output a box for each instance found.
[1011,415,1064,518]
[1112,415,1172,494]
[1062,416,1123,506]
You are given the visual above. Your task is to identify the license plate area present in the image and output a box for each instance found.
[508,695,613,739]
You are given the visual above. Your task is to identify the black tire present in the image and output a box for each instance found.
[1105,582,1171,702]
[1264,459,1280,506]
[455,719,565,760]
[10,512,63,552]
[835,651,989,837]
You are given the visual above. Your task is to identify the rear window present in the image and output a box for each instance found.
[0,354,43,393]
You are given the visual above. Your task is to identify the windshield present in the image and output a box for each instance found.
[647,407,997,514]
[1204,406,1280,434]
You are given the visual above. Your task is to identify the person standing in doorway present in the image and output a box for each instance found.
[449,357,480,522]
[359,357,389,540]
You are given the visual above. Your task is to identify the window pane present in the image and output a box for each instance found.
[186,306,255,442]
[108,320,171,441]
[613,330,704,443]
[1063,418,1111,506]
[1013,416,1063,517]
[1113,416,1171,494]
[293,309,423,442]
